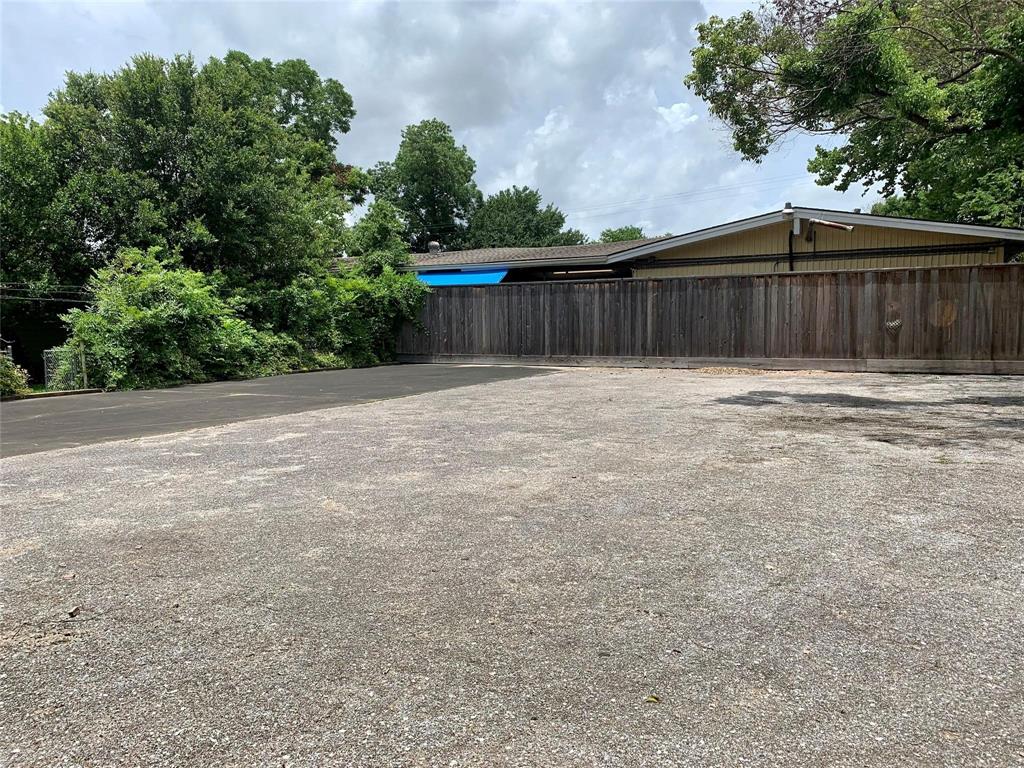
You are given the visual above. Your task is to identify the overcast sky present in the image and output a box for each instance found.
[1,0,877,239]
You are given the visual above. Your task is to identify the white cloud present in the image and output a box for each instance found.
[656,102,700,132]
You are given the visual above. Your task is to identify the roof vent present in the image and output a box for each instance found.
[781,201,794,215]
[853,207,862,214]
[427,241,441,253]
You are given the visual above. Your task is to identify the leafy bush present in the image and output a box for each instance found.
[61,247,429,390]
[359,268,430,359]
[62,248,285,390]
[268,268,428,368]
[0,356,31,397]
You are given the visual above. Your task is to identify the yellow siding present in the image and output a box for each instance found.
[633,220,1005,278]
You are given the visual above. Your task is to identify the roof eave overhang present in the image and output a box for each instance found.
[408,256,627,272]
[791,208,1024,241]
[403,209,1024,273]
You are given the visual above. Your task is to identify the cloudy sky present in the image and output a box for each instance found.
[1,0,876,239]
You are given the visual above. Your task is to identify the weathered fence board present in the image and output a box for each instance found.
[397,264,1024,373]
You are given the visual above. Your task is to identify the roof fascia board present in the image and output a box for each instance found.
[409,255,620,272]
[792,207,1024,241]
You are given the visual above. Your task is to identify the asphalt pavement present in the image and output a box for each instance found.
[2,368,1022,765]
[0,364,551,456]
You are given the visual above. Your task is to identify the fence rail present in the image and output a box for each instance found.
[397,264,1024,374]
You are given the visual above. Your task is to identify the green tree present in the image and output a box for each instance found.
[39,51,356,284]
[466,186,586,248]
[600,225,646,242]
[3,51,429,388]
[0,112,81,374]
[0,356,31,397]
[370,119,482,251]
[686,0,1024,226]
[2,51,359,372]
[348,199,413,276]
[61,248,284,390]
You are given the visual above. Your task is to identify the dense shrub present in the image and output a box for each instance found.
[0,356,31,397]
[62,247,428,390]
[267,268,428,369]
[359,267,431,359]
[62,248,287,390]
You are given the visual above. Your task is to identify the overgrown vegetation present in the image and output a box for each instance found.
[1,52,427,388]
[0,355,31,397]
[687,0,1024,226]
[2,50,653,386]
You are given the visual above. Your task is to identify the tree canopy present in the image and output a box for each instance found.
[600,226,646,242]
[686,0,1024,226]
[465,186,586,248]
[369,119,482,252]
[1,51,426,383]
[5,51,358,290]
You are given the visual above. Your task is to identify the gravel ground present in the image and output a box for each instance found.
[2,367,1023,767]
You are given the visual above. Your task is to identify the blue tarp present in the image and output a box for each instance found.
[417,269,509,286]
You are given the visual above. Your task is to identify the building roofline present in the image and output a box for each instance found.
[411,254,629,272]
[606,208,1024,264]
[405,208,1024,272]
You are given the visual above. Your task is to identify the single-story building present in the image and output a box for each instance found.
[409,204,1024,285]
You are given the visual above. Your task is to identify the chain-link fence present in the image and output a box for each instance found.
[42,346,89,391]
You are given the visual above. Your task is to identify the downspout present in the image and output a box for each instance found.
[788,229,794,272]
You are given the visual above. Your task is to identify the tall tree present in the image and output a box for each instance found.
[347,199,411,276]
[466,186,586,248]
[1,51,358,369]
[0,113,71,371]
[37,51,356,283]
[686,0,1024,226]
[370,119,482,251]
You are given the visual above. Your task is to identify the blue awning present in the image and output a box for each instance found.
[417,269,508,286]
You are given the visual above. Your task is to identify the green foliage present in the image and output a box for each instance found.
[2,51,367,375]
[0,356,31,397]
[62,248,288,390]
[687,0,1024,225]
[2,51,434,389]
[1,113,63,288]
[370,119,482,251]
[348,199,412,276]
[466,186,587,248]
[59,246,428,390]
[360,268,431,359]
[259,268,428,369]
[35,50,356,283]
[600,225,646,242]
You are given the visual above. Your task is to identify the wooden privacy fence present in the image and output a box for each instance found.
[397,264,1024,373]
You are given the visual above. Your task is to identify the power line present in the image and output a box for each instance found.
[0,295,92,304]
[559,172,808,215]
[0,282,93,289]
[0,286,91,293]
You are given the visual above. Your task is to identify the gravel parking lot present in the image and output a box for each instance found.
[2,366,1022,766]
